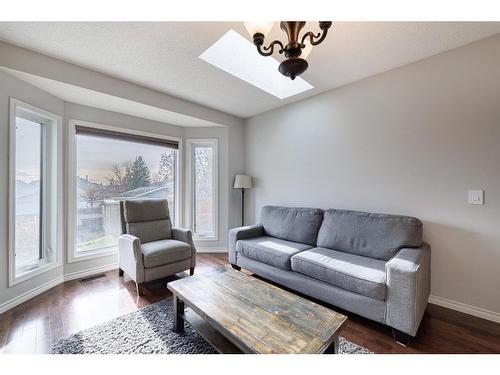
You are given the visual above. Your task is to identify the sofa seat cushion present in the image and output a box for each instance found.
[141,239,191,268]
[291,247,387,300]
[237,236,312,271]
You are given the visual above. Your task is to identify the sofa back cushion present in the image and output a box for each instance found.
[260,206,323,246]
[317,209,423,261]
[122,199,172,243]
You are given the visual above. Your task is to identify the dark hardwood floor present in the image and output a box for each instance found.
[1,253,499,354]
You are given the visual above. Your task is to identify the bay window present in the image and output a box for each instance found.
[69,122,180,261]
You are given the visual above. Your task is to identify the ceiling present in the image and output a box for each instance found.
[0,67,223,127]
[0,22,499,118]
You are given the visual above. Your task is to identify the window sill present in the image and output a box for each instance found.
[68,247,118,263]
[10,260,61,287]
[194,236,219,242]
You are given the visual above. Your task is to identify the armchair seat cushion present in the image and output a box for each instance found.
[237,236,312,271]
[141,239,191,268]
[291,247,387,300]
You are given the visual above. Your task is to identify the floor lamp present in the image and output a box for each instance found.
[233,175,252,226]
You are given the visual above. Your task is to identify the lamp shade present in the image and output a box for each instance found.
[244,22,274,38]
[301,41,313,59]
[233,174,252,189]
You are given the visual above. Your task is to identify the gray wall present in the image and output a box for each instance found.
[244,35,500,315]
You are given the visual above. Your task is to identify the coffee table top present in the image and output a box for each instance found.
[167,267,347,354]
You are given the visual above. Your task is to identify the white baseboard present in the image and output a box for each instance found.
[429,294,500,324]
[0,263,118,315]
[196,247,227,253]
[63,263,118,282]
[0,275,64,315]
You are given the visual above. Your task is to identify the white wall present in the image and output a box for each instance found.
[244,34,500,317]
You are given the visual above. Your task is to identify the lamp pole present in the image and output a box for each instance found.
[241,188,245,226]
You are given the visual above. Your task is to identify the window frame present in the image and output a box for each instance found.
[67,120,183,263]
[186,139,219,241]
[8,98,62,287]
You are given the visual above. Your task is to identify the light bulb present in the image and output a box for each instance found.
[244,22,274,38]
[301,41,313,59]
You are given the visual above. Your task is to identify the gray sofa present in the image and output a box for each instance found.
[229,206,431,345]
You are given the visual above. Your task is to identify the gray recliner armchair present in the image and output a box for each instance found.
[118,199,196,296]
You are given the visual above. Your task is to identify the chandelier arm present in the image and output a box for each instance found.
[300,31,320,46]
[300,22,333,47]
[300,29,329,46]
[257,39,285,56]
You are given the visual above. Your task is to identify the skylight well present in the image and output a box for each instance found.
[199,30,313,99]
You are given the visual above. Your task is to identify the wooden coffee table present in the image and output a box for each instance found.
[167,267,347,354]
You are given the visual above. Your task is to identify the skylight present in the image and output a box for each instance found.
[199,30,313,99]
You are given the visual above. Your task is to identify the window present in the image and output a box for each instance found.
[69,123,180,260]
[15,117,43,268]
[199,30,312,99]
[9,99,61,285]
[188,140,218,240]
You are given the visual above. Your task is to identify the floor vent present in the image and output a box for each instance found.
[80,274,107,283]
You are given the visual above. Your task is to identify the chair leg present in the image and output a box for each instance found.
[190,267,195,276]
[118,268,124,277]
[136,282,144,297]
[231,264,241,271]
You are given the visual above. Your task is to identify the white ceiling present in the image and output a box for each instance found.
[0,22,499,118]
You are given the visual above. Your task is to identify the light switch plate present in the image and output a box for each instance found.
[468,190,484,205]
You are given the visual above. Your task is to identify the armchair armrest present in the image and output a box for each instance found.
[118,234,145,283]
[385,242,431,336]
[172,227,196,267]
[228,224,264,265]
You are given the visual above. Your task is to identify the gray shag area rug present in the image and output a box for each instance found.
[52,299,371,354]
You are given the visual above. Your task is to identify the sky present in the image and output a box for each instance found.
[15,117,177,185]
[15,117,41,183]
[77,134,176,184]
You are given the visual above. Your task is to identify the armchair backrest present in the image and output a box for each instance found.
[119,199,172,243]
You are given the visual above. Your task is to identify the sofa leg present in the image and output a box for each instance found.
[392,329,413,347]
[190,267,195,276]
[118,268,124,277]
[231,264,241,271]
[136,282,144,297]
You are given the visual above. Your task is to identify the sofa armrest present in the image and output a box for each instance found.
[118,234,145,283]
[228,224,264,265]
[172,227,196,267]
[385,242,431,336]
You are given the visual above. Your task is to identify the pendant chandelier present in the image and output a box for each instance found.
[244,21,333,80]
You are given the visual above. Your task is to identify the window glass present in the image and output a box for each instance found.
[75,133,177,254]
[15,117,43,268]
[192,144,216,239]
